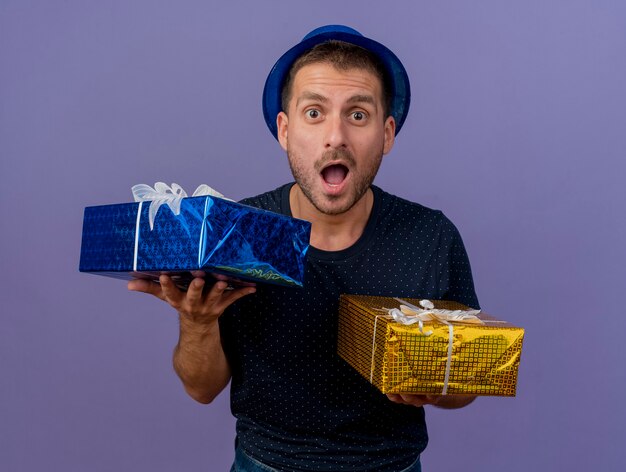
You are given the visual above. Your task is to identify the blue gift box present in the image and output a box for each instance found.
[79,195,311,287]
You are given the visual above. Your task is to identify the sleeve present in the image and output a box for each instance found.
[436,214,480,309]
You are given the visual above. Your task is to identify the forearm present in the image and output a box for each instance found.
[173,316,231,404]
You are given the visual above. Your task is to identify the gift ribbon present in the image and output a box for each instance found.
[131,182,230,271]
[371,299,482,395]
[132,182,229,230]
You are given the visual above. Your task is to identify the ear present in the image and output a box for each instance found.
[382,115,396,155]
[276,112,289,151]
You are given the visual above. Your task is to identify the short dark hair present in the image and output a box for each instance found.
[280,40,392,118]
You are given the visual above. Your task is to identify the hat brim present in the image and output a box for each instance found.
[262,30,411,140]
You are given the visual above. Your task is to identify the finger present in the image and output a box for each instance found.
[387,393,430,407]
[387,394,415,405]
[387,394,402,403]
[400,394,421,406]
[186,277,206,305]
[203,280,230,306]
[400,394,436,407]
[128,279,165,300]
[159,275,184,308]
[216,286,257,312]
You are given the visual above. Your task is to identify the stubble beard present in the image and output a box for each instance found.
[287,147,383,216]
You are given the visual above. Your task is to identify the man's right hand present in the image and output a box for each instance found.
[127,273,256,326]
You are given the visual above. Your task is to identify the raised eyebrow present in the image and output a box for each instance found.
[296,92,328,107]
[347,94,376,106]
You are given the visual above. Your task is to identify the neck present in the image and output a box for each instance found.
[290,185,374,252]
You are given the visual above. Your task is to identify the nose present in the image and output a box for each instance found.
[324,113,348,149]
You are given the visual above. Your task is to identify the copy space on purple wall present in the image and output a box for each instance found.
[1,1,625,471]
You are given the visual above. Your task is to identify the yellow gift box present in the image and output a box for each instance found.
[338,295,524,396]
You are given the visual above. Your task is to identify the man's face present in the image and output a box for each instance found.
[276,62,395,216]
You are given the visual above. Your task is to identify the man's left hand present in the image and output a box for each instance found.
[387,393,476,409]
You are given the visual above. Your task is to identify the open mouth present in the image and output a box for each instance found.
[321,164,349,187]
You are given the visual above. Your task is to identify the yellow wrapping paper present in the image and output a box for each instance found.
[337,295,524,396]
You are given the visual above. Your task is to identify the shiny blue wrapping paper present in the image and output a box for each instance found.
[79,196,311,287]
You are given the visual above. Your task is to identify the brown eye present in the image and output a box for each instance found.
[307,109,320,119]
[352,111,365,121]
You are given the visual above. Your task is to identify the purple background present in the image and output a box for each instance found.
[2,1,625,470]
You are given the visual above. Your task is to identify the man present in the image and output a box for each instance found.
[129,25,479,472]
